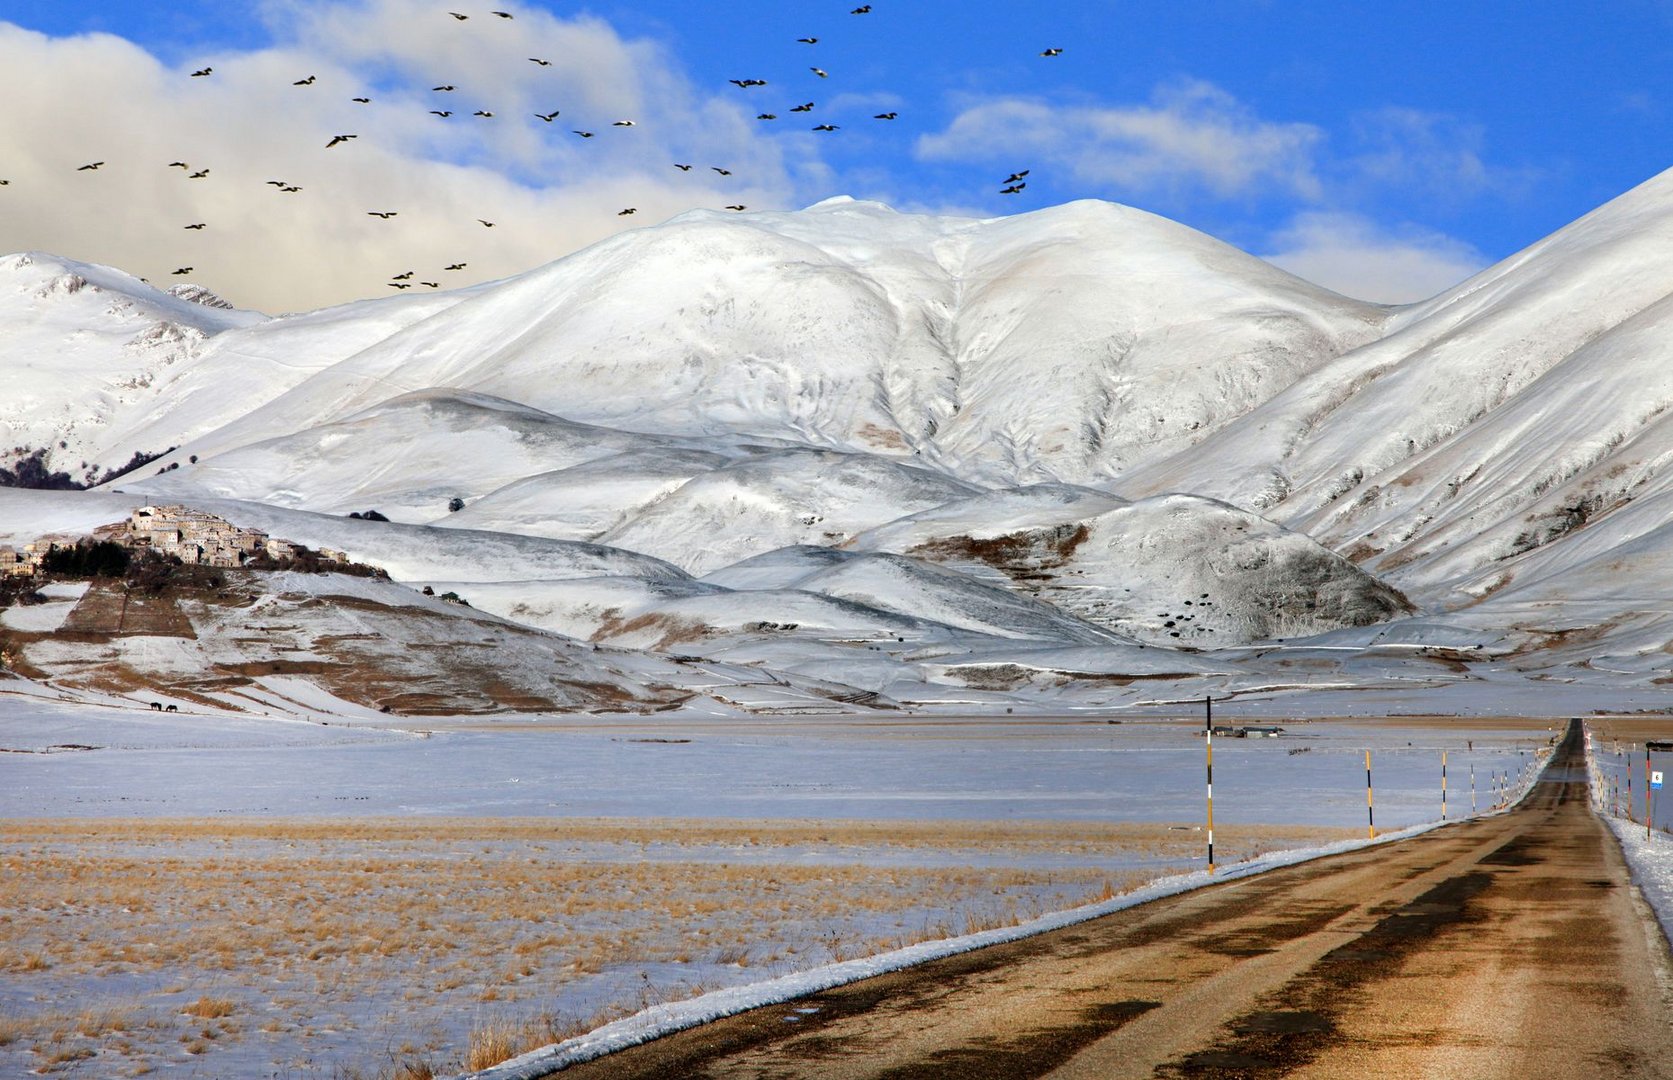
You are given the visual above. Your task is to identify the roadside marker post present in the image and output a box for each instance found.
[1366,751,1375,839]
[1205,696,1214,876]
[1442,750,1448,821]
[1470,763,1476,816]
[1650,748,1660,841]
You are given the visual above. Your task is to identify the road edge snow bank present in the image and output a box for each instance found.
[1584,725,1673,949]
[449,736,1556,1080]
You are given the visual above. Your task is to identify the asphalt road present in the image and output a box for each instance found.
[553,720,1673,1079]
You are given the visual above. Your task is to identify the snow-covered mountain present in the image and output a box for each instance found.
[0,252,264,483]
[10,174,1673,714]
[1116,168,1673,608]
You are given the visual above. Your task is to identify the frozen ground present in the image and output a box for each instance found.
[1,687,1557,1079]
[1,690,1552,826]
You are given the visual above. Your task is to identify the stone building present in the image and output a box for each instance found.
[127,505,278,567]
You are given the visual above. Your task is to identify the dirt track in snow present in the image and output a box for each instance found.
[557,720,1673,1079]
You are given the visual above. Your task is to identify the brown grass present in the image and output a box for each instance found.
[0,815,1356,1079]
[465,1018,520,1071]
[181,996,234,1019]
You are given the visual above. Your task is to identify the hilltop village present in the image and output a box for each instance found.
[0,505,347,577]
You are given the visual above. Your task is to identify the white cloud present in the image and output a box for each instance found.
[0,3,804,312]
[1343,107,1536,202]
[915,80,1324,201]
[1262,211,1486,305]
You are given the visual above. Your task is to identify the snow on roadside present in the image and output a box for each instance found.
[1603,818,1673,947]
[1585,727,1673,947]
[449,740,1555,1080]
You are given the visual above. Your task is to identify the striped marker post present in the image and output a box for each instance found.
[1205,695,1214,875]
[1647,746,1654,841]
[1365,751,1375,839]
[1470,763,1476,816]
[1442,750,1448,821]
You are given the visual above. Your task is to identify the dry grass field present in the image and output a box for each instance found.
[0,816,1355,1078]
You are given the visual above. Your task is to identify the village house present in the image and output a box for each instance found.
[128,505,272,567]
[4,508,345,578]
[125,505,339,569]
[0,546,31,577]
[1,542,55,578]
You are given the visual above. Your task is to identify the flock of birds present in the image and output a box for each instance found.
[21,4,1062,301]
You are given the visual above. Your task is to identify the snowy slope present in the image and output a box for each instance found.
[1116,167,1673,607]
[101,198,1385,488]
[859,493,1414,645]
[124,390,703,523]
[700,546,1125,644]
[92,288,477,473]
[0,252,265,480]
[596,449,985,574]
[440,448,737,541]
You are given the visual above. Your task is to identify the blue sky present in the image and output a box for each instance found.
[4,1,1670,309]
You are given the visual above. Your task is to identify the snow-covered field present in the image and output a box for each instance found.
[2,689,1555,1079]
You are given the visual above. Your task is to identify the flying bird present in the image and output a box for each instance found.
[757,113,777,120]
[184,223,206,230]
[492,10,513,17]
[266,179,286,186]
[573,130,595,137]
[448,11,468,19]
[1040,47,1063,56]
[790,102,814,112]
[852,4,871,12]
[188,169,210,179]
[293,75,316,85]
[711,166,732,175]
[421,282,440,288]
[391,271,413,280]
[171,267,193,275]
[724,204,746,211]
[674,163,693,171]
[1000,184,1025,194]
[433,85,455,92]
[368,211,398,218]
[389,282,412,289]
[190,67,213,77]
[1003,169,1029,183]
[811,67,828,77]
[77,162,104,171]
[431,110,453,117]
[444,262,467,270]
[326,134,357,147]
[612,119,635,126]
[617,207,636,215]
[535,111,559,122]
[280,185,302,192]
[729,78,767,88]
[874,112,897,119]
[169,161,190,169]
[529,58,552,66]
[797,36,818,43]
[478,219,495,227]
[474,110,494,117]
[352,96,371,103]
[0,180,9,186]
[812,123,838,131]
